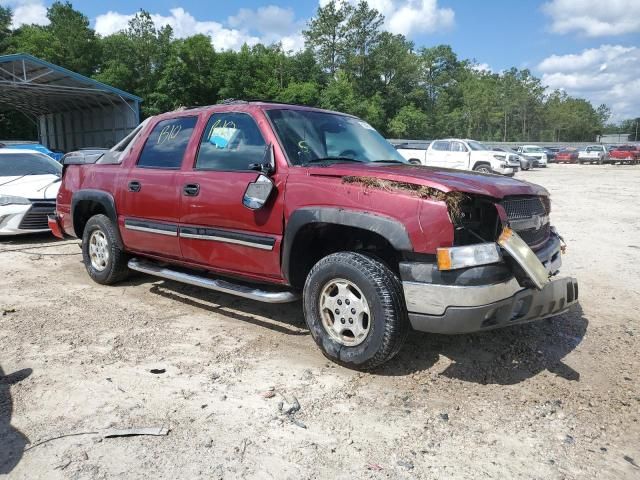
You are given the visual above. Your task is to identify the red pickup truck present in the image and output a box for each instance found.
[608,145,639,165]
[49,102,578,369]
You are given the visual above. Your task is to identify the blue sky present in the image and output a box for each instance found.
[3,0,640,121]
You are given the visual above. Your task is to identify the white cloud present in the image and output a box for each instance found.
[321,0,454,36]
[94,11,133,36]
[538,45,640,121]
[387,0,455,36]
[228,5,305,51]
[542,0,640,37]
[471,63,493,73]
[93,6,308,52]
[1,0,48,28]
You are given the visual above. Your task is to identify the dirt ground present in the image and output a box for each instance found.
[1,164,639,479]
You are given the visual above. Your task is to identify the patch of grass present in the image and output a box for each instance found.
[342,175,469,221]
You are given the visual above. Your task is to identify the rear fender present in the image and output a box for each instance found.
[70,189,119,241]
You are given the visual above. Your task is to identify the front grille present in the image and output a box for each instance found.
[18,200,55,230]
[501,196,551,248]
[501,196,547,220]
[516,224,550,246]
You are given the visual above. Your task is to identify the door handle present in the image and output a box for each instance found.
[128,181,141,192]
[183,183,200,196]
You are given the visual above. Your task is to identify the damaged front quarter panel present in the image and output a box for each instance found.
[341,175,469,223]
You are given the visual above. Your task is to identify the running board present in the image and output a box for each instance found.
[128,258,300,304]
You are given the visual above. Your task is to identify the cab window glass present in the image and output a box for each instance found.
[432,141,450,151]
[450,141,467,152]
[137,117,197,169]
[195,113,266,171]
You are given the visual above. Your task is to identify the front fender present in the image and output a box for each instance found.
[282,207,413,283]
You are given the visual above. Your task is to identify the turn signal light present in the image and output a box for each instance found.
[436,243,502,271]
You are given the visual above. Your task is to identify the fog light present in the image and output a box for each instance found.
[436,243,502,270]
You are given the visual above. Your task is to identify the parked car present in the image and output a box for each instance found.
[555,149,579,164]
[578,145,609,164]
[409,138,519,175]
[608,145,639,165]
[515,145,548,167]
[0,142,64,162]
[542,147,557,163]
[0,149,61,235]
[491,146,533,171]
[50,102,577,369]
[394,141,432,164]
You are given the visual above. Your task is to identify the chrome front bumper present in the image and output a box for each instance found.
[405,276,578,334]
[401,234,578,334]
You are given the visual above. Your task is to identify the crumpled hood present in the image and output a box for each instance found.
[0,174,61,199]
[307,163,548,199]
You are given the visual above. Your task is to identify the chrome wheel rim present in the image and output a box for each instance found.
[89,230,109,271]
[319,278,371,346]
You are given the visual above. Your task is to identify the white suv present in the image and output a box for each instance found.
[516,145,548,167]
[418,139,518,176]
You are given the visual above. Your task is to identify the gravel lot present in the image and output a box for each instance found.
[1,164,639,479]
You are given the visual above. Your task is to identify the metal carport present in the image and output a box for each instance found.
[0,53,141,151]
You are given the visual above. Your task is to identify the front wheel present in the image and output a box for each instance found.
[82,214,130,285]
[303,252,409,370]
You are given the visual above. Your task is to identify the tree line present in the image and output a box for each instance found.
[0,1,629,143]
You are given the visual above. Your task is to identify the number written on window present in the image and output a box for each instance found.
[195,113,266,171]
[137,116,197,169]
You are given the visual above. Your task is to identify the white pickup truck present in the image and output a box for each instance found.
[396,138,518,176]
[578,145,609,164]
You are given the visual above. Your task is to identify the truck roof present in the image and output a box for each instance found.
[152,101,357,122]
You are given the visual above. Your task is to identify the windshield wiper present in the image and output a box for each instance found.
[304,156,364,165]
[370,159,406,164]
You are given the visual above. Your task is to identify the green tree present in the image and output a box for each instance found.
[8,2,99,75]
[343,0,383,94]
[0,6,12,53]
[276,82,320,106]
[389,104,429,138]
[303,0,353,75]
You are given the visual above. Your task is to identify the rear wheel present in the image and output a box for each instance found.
[473,163,492,174]
[303,252,409,370]
[82,214,130,285]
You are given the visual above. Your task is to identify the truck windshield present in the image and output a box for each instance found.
[265,109,407,165]
[0,153,62,177]
[467,140,489,151]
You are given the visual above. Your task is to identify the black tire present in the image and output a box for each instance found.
[82,214,130,285]
[303,252,409,370]
[473,163,492,174]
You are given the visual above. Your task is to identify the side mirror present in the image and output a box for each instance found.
[243,174,275,210]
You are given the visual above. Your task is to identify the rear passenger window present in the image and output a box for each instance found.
[432,141,450,151]
[195,113,266,171]
[137,116,197,169]
[450,141,467,152]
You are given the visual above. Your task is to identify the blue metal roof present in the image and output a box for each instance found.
[0,53,142,102]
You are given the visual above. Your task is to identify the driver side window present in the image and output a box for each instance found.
[195,112,266,171]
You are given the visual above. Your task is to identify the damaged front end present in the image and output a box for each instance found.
[401,192,579,334]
